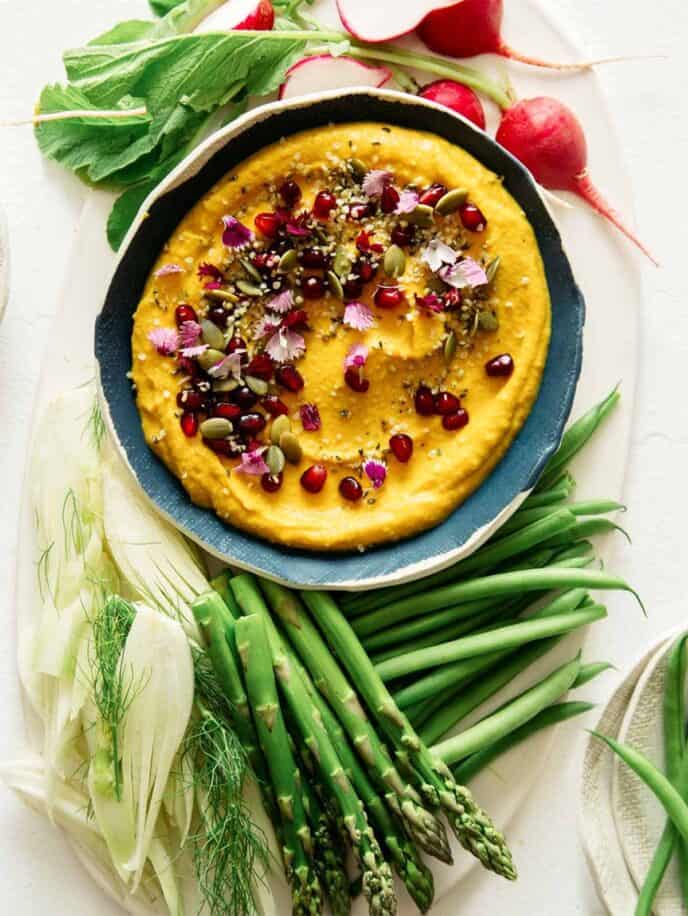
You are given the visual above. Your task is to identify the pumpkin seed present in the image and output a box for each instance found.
[279,431,303,464]
[486,256,501,285]
[327,270,344,300]
[198,348,226,371]
[200,417,233,439]
[205,288,238,303]
[212,378,239,393]
[406,204,434,227]
[348,158,367,180]
[266,445,286,476]
[200,319,226,350]
[333,247,353,278]
[278,249,298,273]
[240,257,263,283]
[443,330,457,363]
[383,245,406,278]
[236,279,263,297]
[478,309,499,331]
[435,187,468,215]
[246,375,269,396]
[270,414,291,445]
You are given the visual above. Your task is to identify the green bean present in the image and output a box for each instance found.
[453,701,594,784]
[544,517,631,548]
[419,637,561,745]
[593,733,688,845]
[434,654,582,765]
[356,567,640,640]
[498,500,624,537]
[536,388,620,492]
[519,473,575,510]
[572,661,615,688]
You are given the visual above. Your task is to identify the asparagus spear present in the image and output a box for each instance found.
[300,777,351,916]
[257,577,451,865]
[301,590,517,882]
[235,614,323,916]
[230,582,397,916]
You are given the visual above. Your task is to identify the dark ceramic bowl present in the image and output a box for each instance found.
[95,88,584,590]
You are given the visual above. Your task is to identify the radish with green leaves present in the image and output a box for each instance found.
[279,54,391,100]
[336,0,458,43]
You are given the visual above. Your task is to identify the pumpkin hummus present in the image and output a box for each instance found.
[131,123,550,551]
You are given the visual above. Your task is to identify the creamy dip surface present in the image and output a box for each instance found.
[131,123,550,550]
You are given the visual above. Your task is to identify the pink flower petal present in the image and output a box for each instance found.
[204,280,223,290]
[179,320,203,348]
[395,190,420,214]
[198,262,223,281]
[299,403,321,432]
[343,302,374,331]
[253,315,282,340]
[154,263,185,278]
[234,447,269,476]
[265,327,305,362]
[147,327,179,356]
[285,221,310,237]
[222,215,254,249]
[180,344,208,358]
[344,343,369,369]
[363,458,387,489]
[268,289,295,314]
[362,169,392,198]
[440,256,488,289]
[421,239,458,273]
[415,293,445,314]
[207,352,244,380]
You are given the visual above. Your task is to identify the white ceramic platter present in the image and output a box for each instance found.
[8,0,642,911]
[0,202,9,323]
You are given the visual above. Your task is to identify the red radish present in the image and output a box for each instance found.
[195,0,275,32]
[279,55,391,101]
[419,80,486,130]
[337,0,458,43]
[496,97,657,265]
[418,0,601,71]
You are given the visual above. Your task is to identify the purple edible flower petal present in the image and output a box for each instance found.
[207,351,244,380]
[234,447,270,476]
[198,262,223,281]
[285,221,310,237]
[363,458,387,489]
[265,327,305,362]
[421,239,458,273]
[154,263,185,278]
[344,343,369,369]
[222,215,254,249]
[253,315,281,340]
[362,169,392,198]
[343,301,374,331]
[440,256,488,289]
[415,293,445,313]
[268,289,295,314]
[179,320,203,348]
[147,327,179,356]
[204,280,223,290]
[299,403,321,432]
[395,190,420,214]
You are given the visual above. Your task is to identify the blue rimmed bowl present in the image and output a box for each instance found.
[95,87,584,590]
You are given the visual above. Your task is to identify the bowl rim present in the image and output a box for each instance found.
[95,86,584,590]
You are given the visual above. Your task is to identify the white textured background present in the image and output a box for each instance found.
[1,1,686,913]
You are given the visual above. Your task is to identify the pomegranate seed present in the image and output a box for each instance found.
[255,211,282,238]
[459,203,487,232]
[302,275,325,299]
[299,248,328,269]
[445,289,462,310]
[204,438,236,456]
[339,476,363,501]
[177,355,201,379]
[207,304,230,327]
[435,391,462,415]
[233,386,259,410]
[374,285,404,309]
[180,411,198,437]
[443,408,470,430]
[177,389,204,411]
[344,366,370,393]
[175,304,197,326]
[226,336,248,355]
[261,472,283,493]
[261,395,289,416]
[213,403,242,421]
[389,433,413,463]
[238,413,266,436]
[252,252,274,272]
[275,364,304,392]
[415,385,435,416]
[281,309,309,331]
[419,183,447,207]
[356,259,377,283]
[343,277,364,300]
[279,179,302,208]
[391,224,415,247]
[485,353,514,377]
[301,464,328,493]
[381,185,400,214]
[349,202,373,220]
[313,190,337,219]
[246,353,274,381]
